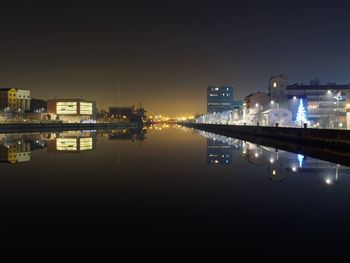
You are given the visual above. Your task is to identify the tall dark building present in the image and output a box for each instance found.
[207,85,241,113]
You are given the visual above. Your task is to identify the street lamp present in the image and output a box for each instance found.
[334,91,343,128]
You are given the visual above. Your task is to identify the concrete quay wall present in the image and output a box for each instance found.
[182,123,350,148]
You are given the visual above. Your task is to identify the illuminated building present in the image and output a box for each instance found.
[268,76,350,128]
[0,88,30,112]
[46,98,96,123]
[242,91,270,124]
[207,85,242,113]
[285,84,350,128]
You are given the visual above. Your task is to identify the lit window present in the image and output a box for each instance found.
[57,102,77,114]
[80,102,93,115]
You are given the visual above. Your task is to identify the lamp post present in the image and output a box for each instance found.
[334,91,342,128]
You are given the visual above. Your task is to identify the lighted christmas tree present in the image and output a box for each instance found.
[296,98,307,126]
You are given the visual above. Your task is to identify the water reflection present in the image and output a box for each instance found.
[199,130,350,185]
[206,133,241,165]
[0,128,146,163]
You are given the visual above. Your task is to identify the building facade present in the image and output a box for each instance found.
[109,105,146,122]
[285,84,350,128]
[269,75,288,102]
[269,75,350,128]
[0,88,30,112]
[207,85,241,113]
[47,98,96,123]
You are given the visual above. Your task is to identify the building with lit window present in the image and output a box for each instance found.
[0,88,30,113]
[207,85,242,113]
[46,98,96,123]
[268,75,350,128]
[285,84,350,128]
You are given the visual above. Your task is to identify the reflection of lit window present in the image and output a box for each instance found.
[56,138,77,151]
[80,137,93,151]
[57,102,77,114]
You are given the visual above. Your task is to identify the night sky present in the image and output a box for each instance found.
[1,1,350,115]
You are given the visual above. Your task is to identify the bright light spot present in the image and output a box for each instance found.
[270,100,274,105]
[327,90,332,94]
[293,96,297,100]
[325,177,333,185]
[292,166,297,172]
[272,170,276,175]
[270,158,274,163]
[255,153,259,158]
[273,82,277,88]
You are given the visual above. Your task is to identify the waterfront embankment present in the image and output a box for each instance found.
[0,122,142,134]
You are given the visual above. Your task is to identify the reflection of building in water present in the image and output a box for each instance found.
[242,141,350,184]
[207,138,233,165]
[47,131,96,153]
[0,140,31,163]
[108,128,147,142]
[196,130,241,165]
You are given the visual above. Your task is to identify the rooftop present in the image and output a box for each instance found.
[287,84,350,90]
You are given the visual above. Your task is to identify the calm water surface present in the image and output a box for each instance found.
[1,125,350,254]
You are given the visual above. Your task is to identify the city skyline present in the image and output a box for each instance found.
[1,1,350,114]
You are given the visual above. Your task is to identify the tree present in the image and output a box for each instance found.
[296,98,307,126]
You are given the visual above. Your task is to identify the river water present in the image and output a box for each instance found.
[1,125,350,254]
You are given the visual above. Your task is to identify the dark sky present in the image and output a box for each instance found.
[1,1,350,115]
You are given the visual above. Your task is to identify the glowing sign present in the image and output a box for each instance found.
[56,138,77,151]
[80,102,93,115]
[57,102,77,115]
